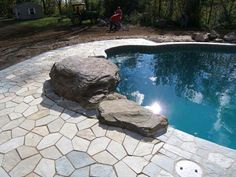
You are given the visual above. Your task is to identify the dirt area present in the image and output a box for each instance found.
[0,24,194,70]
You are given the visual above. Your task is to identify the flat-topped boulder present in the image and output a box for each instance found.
[224,32,236,43]
[49,56,120,108]
[97,99,168,137]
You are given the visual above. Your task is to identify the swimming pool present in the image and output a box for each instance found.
[107,44,236,149]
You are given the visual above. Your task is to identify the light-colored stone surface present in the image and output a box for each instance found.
[32,126,49,136]
[0,137,24,153]
[40,146,62,159]
[37,133,61,150]
[9,154,41,177]
[2,150,21,172]
[0,39,235,177]
[25,132,42,146]
[93,151,118,165]
[90,164,117,177]
[67,151,95,168]
[123,156,149,173]
[17,146,38,159]
[107,140,127,160]
[87,137,110,155]
[55,156,74,176]
[71,167,89,177]
[114,161,136,177]
[55,136,73,155]
[60,123,77,139]
[72,136,90,152]
[35,158,55,177]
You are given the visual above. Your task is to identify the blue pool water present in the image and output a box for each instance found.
[108,45,236,149]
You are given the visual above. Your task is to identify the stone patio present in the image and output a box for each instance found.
[0,39,236,177]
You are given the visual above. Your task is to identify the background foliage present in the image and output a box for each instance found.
[0,0,235,29]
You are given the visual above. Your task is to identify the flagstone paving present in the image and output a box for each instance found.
[0,39,236,177]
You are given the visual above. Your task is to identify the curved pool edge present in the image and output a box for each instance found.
[0,39,236,176]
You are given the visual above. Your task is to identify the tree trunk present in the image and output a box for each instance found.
[208,0,214,25]
[185,0,201,27]
[41,0,47,14]
[168,0,174,19]
[158,0,162,17]
[57,0,62,15]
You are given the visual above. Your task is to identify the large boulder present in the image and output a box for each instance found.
[97,99,168,137]
[224,32,236,43]
[49,56,120,108]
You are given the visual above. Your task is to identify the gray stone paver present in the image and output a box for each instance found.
[34,158,55,177]
[67,151,95,168]
[71,167,89,177]
[90,164,117,177]
[55,156,74,176]
[0,39,235,177]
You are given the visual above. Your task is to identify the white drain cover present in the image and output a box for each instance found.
[175,160,203,177]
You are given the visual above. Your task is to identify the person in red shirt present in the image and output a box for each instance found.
[109,7,122,31]
[115,6,122,20]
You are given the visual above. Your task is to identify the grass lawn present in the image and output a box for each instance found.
[19,16,72,28]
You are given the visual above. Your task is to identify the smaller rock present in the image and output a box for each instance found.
[97,99,168,137]
[191,32,210,42]
[214,38,224,43]
[224,32,236,43]
[208,30,220,40]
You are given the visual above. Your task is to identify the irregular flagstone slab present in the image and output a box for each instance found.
[114,161,137,177]
[0,167,9,177]
[60,123,77,139]
[72,136,90,152]
[151,154,174,173]
[87,137,110,156]
[2,150,21,172]
[20,119,35,131]
[25,132,42,147]
[142,162,162,177]
[97,99,168,137]
[2,117,25,131]
[56,156,75,176]
[107,140,127,160]
[90,164,117,177]
[208,153,234,168]
[77,119,98,131]
[12,127,28,138]
[67,151,95,168]
[17,146,38,159]
[91,123,107,137]
[49,56,120,108]
[32,126,49,136]
[0,136,24,153]
[123,156,149,173]
[47,118,64,133]
[133,141,154,156]
[37,133,62,150]
[34,158,55,177]
[9,154,42,177]
[0,115,10,128]
[0,131,11,144]
[40,146,62,160]
[71,167,89,177]
[106,127,125,144]
[55,136,73,155]
[93,151,118,165]
[77,129,96,141]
